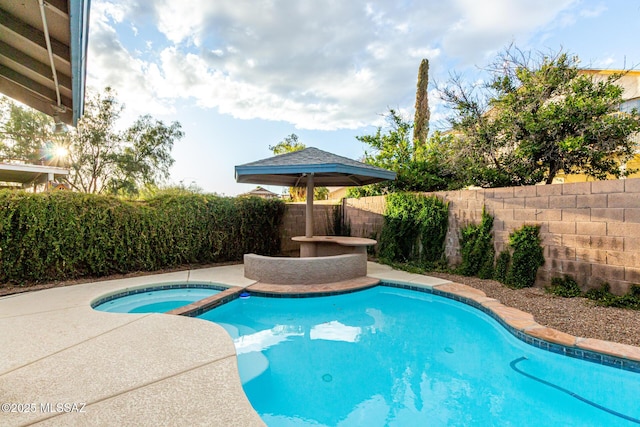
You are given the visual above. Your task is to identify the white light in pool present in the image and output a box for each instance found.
[235,326,304,354]
[310,321,361,343]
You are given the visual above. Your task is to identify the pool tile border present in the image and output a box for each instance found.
[124,274,640,374]
[90,282,230,309]
[166,277,382,317]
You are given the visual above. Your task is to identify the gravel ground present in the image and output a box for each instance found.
[428,271,640,348]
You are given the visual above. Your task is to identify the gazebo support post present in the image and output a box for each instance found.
[305,173,314,238]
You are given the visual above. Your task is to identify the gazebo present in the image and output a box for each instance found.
[235,147,395,240]
[235,147,396,285]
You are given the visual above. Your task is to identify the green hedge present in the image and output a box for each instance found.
[379,192,448,266]
[458,208,495,279]
[0,191,285,285]
[505,224,545,289]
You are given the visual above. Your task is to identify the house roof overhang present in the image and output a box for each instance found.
[0,0,91,126]
[0,162,69,186]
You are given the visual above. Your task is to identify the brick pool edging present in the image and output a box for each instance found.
[418,282,640,373]
[167,287,244,317]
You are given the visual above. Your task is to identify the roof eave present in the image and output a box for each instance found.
[235,163,397,181]
[69,0,90,126]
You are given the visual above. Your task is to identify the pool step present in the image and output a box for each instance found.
[237,351,270,385]
[167,287,244,317]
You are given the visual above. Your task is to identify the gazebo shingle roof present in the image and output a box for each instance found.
[235,147,396,187]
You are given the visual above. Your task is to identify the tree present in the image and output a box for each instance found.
[67,87,183,195]
[360,109,414,169]
[67,87,123,193]
[0,89,184,195]
[107,115,183,195]
[413,59,430,147]
[440,46,640,186]
[269,134,328,201]
[348,110,463,197]
[0,95,62,165]
[269,133,305,155]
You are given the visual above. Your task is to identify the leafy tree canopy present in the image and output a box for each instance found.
[269,133,305,155]
[0,95,59,164]
[439,46,640,186]
[348,110,464,197]
[0,88,184,196]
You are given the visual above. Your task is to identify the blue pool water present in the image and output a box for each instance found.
[94,287,220,313]
[199,286,640,427]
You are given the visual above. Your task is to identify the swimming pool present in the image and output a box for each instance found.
[93,284,222,313]
[199,286,640,426]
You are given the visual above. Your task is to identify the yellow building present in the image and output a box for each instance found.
[553,69,640,183]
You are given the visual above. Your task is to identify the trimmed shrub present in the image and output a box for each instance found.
[505,224,545,289]
[458,208,495,279]
[545,275,582,298]
[378,192,448,267]
[585,283,640,310]
[0,191,285,285]
[494,250,510,284]
[617,285,640,310]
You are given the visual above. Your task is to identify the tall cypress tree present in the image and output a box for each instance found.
[413,59,430,149]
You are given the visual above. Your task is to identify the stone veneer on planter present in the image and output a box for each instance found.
[243,253,367,285]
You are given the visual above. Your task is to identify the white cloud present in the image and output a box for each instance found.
[408,47,441,60]
[595,56,616,68]
[87,1,175,123]
[442,0,577,62]
[87,0,581,130]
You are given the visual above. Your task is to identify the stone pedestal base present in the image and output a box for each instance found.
[243,253,367,285]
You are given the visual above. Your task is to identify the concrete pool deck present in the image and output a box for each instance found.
[0,262,443,426]
[2,262,640,426]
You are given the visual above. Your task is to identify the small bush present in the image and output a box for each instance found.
[505,224,545,289]
[585,283,640,310]
[494,250,510,284]
[545,275,582,298]
[584,283,615,304]
[616,285,640,310]
[457,208,494,278]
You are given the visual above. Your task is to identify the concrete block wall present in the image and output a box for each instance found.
[280,203,339,255]
[343,196,386,240]
[328,179,640,293]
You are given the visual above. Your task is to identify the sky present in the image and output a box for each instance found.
[85,0,640,196]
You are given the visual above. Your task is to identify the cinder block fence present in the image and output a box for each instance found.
[281,179,640,294]
[280,202,338,255]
